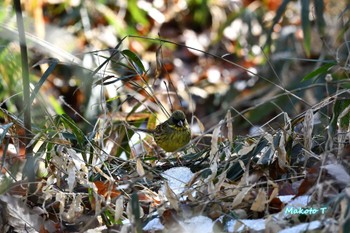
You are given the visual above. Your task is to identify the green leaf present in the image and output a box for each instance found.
[48,96,65,114]
[301,0,311,57]
[121,49,145,75]
[59,114,85,149]
[302,62,336,82]
[131,192,142,233]
[127,0,149,27]
[314,0,326,35]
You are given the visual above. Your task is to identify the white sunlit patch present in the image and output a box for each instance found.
[180,216,214,233]
[184,30,209,56]
[177,0,188,10]
[226,219,265,232]
[190,86,208,98]
[104,140,115,155]
[173,58,183,67]
[149,8,166,24]
[53,78,64,87]
[189,72,200,83]
[284,195,311,207]
[207,67,221,83]
[138,0,165,24]
[142,60,149,73]
[96,26,118,48]
[8,144,17,154]
[176,80,185,91]
[143,218,164,231]
[279,221,323,233]
[252,45,261,55]
[102,81,120,99]
[198,33,210,48]
[249,126,264,137]
[280,25,297,37]
[234,80,247,91]
[279,195,295,203]
[153,0,164,9]
[247,67,257,77]
[251,19,262,36]
[223,19,243,41]
[68,78,76,86]
[161,167,194,195]
[285,8,295,19]
[246,67,258,87]
[264,11,275,22]
[247,77,258,87]
[191,123,202,134]
[160,80,169,90]
[129,131,147,151]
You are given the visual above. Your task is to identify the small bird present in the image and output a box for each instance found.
[138,110,191,152]
[153,110,191,152]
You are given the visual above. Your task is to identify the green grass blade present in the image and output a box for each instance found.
[29,59,58,106]
[302,62,336,82]
[301,0,311,57]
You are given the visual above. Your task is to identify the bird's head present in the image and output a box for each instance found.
[170,110,187,128]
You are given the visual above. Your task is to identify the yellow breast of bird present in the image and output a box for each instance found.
[154,123,191,152]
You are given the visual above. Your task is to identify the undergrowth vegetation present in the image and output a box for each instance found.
[0,0,349,232]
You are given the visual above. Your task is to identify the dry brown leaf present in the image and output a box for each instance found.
[303,109,314,151]
[277,131,288,169]
[268,180,279,202]
[238,143,256,156]
[251,189,267,212]
[232,187,253,208]
[114,196,124,220]
[164,181,180,211]
[215,170,227,192]
[138,191,161,207]
[136,158,145,177]
[193,115,205,133]
[226,110,233,144]
[210,120,223,161]
[238,159,247,172]
[0,195,45,232]
[94,180,121,199]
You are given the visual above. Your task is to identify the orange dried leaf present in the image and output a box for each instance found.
[94,180,121,199]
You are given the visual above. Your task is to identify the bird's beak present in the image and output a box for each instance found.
[177,120,184,127]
